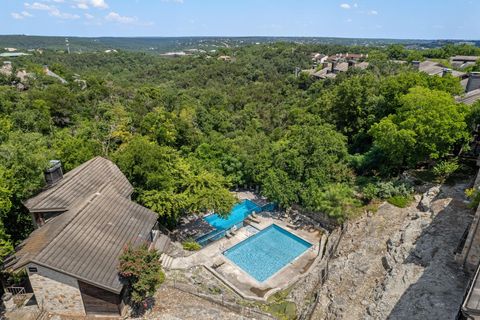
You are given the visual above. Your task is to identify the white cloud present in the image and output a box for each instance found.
[105,11,136,24]
[71,0,109,10]
[340,3,351,9]
[161,0,184,3]
[25,2,79,19]
[353,3,358,7]
[25,2,54,11]
[11,12,24,19]
[11,10,34,19]
[76,2,89,9]
[368,10,378,15]
[91,0,108,9]
[84,13,94,19]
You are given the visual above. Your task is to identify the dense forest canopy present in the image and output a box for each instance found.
[0,42,479,262]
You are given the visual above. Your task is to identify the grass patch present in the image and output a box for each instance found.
[387,195,413,208]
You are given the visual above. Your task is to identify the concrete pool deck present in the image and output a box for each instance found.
[169,216,324,301]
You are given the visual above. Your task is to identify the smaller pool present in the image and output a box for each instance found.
[204,200,261,231]
[224,224,312,282]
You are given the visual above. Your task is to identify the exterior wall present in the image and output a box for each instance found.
[27,263,85,316]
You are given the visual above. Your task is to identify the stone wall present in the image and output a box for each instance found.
[27,263,85,316]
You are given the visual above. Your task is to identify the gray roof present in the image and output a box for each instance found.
[24,156,133,212]
[457,89,480,105]
[7,157,158,293]
[451,55,479,62]
[418,60,466,78]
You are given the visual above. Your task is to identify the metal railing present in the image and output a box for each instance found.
[5,286,28,306]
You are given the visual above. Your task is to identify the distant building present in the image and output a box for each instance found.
[311,53,329,63]
[451,55,479,69]
[217,55,235,62]
[412,60,467,79]
[3,157,163,317]
[457,73,480,105]
[0,52,30,58]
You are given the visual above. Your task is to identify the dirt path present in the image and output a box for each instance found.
[311,182,473,320]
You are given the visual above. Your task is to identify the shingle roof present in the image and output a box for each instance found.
[457,89,480,105]
[451,55,479,62]
[418,60,466,78]
[6,157,158,294]
[24,157,133,212]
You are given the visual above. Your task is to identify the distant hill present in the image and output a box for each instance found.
[0,35,478,53]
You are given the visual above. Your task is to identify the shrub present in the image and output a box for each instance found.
[433,159,459,182]
[119,244,165,307]
[361,180,413,201]
[466,188,480,209]
[182,239,201,251]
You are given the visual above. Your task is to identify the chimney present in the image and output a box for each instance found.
[331,62,337,73]
[412,61,420,70]
[466,72,480,93]
[442,68,452,77]
[44,160,63,186]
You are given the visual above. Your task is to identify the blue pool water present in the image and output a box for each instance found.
[223,224,312,282]
[204,200,261,230]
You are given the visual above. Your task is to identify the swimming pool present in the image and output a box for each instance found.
[204,200,261,230]
[223,224,312,282]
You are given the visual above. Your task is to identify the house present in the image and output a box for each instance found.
[3,157,161,317]
[311,53,329,63]
[0,52,30,58]
[412,60,467,79]
[457,73,480,105]
[451,55,479,69]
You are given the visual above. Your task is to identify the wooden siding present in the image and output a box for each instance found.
[79,281,121,316]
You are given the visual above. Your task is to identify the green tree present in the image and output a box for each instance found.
[370,87,469,168]
[118,244,164,307]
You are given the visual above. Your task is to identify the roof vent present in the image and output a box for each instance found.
[466,72,480,93]
[44,160,63,186]
[442,68,452,77]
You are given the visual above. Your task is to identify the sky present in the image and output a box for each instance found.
[1,0,480,39]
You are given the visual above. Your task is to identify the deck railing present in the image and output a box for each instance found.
[5,286,29,306]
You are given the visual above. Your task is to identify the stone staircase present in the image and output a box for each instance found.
[160,253,174,269]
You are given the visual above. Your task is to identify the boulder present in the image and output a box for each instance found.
[419,186,441,212]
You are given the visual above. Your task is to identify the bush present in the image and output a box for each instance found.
[433,159,459,182]
[361,180,413,201]
[466,188,480,209]
[119,244,165,307]
[182,239,201,251]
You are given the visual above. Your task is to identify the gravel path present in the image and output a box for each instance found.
[311,182,472,320]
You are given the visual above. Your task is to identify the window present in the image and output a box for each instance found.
[28,267,38,273]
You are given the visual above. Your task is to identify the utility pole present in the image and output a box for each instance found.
[65,38,70,54]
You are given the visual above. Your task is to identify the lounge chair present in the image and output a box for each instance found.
[230,226,238,235]
[251,212,260,219]
[287,223,298,230]
[225,231,232,239]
